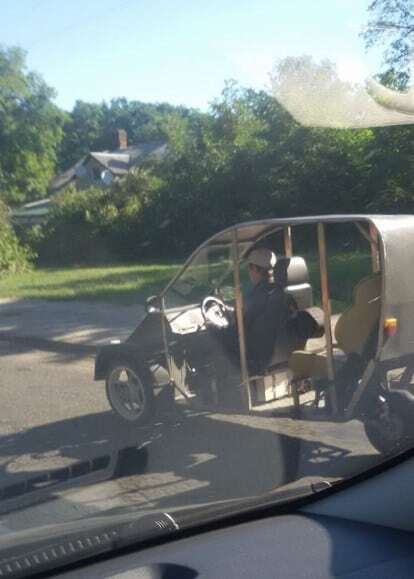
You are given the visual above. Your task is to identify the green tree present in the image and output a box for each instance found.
[34,168,164,264]
[363,0,414,83]
[58,97,197,169]
[0,46,66,205]
[0,200,33,275]
[57,101,105,169]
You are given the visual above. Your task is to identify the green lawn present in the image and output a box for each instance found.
[0,263,181,305]
[308,253,372,313]
[0,253,372,307]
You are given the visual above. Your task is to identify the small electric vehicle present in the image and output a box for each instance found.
[95,215,414,454]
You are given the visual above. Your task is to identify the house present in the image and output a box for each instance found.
[12,130,168,226]
[11,198,52,227]
[48,130,168,193]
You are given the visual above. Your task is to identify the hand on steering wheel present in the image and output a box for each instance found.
[201,296,231,329]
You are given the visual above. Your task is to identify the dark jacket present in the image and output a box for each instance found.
[244,281,291,374]
[221,280,319,374]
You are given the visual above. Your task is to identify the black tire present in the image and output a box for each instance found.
[105,360,155,425]
[363,411,406,455]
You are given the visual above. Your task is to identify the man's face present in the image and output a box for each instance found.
[248,263,264,286]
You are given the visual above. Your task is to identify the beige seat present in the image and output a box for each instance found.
[289,274,381,380]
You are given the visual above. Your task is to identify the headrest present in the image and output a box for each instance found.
[274,256,310,288]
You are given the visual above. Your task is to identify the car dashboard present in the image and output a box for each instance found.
[57,453,414,578]
[59,512,414,579]
[166,305,207,335]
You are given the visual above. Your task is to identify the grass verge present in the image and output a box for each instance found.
[0,263,181,305]
[0,253,372,308]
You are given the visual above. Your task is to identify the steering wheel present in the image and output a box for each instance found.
[201,296,230,329]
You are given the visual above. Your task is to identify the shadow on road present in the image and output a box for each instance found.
[126,412,380,512]
[0,411,156,485]
[0,408,382,515]
[0,336,96,363]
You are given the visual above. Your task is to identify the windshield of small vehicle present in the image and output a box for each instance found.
[164,244,234,309]
[3,1,414,576]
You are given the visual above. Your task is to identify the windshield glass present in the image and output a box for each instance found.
[164,244,233,308]
[3,0,414,575]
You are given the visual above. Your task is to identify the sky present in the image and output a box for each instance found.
[1,0,381,111]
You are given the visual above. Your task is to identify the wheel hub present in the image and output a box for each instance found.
[108,366,146,421]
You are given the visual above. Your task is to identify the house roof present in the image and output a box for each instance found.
[89,152,130,176]
[128,141,169,165]
[11,198,51,221]
[48,140,168,193]
[48,158,84,194]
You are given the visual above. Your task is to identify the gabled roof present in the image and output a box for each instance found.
[11,198,51,221]
[89,152,130,176]
[128,141,168,165]
[48,141,168,194]
[48,158,84,194]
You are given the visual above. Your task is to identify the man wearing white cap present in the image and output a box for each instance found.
[246,248,276,284]
[244,248,277,320]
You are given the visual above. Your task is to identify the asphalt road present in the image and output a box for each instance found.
[0,341,164,481]
[0,339,382,533]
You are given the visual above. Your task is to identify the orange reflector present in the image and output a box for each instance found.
[384,318,398,337]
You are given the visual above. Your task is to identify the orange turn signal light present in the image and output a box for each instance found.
[384,318,398,337]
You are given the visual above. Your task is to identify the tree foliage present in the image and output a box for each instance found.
[32,169,164,264]
[58,98,199,170]
[4,26,414,265]
[0,200,33,275]
[0,46,66,205]
[36,66,384,262]
[363,0,414,83]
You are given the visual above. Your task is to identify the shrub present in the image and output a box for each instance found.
[33,169,164,264]
[0,201,34,276]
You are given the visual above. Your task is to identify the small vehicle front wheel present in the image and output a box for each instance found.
[106,361,154,425]
[363,411,405,455]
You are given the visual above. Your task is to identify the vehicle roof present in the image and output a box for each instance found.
[204,214,414,245]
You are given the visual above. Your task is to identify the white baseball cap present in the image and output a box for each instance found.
[247,248,277,269]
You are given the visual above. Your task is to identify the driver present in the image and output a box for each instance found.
[212,248,291,374]
[242,248,291,373]
[206,248,321,377]
[244,248,278,329]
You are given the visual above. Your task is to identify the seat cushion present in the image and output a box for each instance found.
[335,274,381,355]
[289,348,347,379]
[289,275,381,380]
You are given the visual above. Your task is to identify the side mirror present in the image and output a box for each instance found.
[146,295,161,314]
